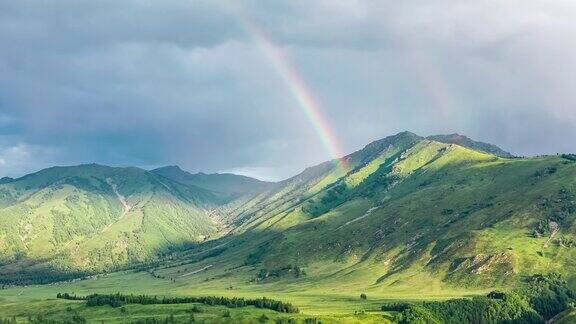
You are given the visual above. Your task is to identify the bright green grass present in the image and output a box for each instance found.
[553,307,576,324]
[0,254,490,317]
[0,298,391,323]
[0,269,399,322]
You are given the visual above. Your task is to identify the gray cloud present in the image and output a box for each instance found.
[1,0,575,179]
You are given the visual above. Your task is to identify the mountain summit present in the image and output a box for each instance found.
[427,133,513,157]
[0,177,14,184]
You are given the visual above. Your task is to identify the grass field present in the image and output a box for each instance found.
[0,263,492,323]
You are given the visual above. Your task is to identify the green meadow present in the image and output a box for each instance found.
[0,268,486,323]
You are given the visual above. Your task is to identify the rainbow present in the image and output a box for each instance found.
[224,2,349,169]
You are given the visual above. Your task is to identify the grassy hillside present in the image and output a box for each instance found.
[127,131,576,302]
[0,164,225,284]
[214,133,576,290]
[223,132,422,232]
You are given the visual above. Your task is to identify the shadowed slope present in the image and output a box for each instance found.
[151,165,273,201]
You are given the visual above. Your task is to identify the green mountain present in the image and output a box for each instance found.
[0,164,226,283]
[0,177,14,184]
[1,132,576,322]
[173,131,575,291]
[151,165,272,201]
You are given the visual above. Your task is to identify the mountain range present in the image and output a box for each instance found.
[1,131,575,293]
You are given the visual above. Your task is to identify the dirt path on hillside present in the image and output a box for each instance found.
[101,178,132,233]
[180,264,213,277]
[19,223,33,250]
[543,221,559,248]
[336,206,381,230]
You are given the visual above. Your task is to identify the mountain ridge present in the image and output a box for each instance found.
[427,133,514,158]
[0,176,14,184]
[151,165,274,201]
[1,131,574,292]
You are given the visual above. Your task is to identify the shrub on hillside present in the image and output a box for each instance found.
[561,154,576,161]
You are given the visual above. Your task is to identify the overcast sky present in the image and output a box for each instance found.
[1,0,576,181]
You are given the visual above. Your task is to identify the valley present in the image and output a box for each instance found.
[1,132,576,323]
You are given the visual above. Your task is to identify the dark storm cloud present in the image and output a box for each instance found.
[1,0,575,179]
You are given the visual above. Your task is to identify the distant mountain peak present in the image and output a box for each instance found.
[396,130,420,137]
[347,131,513,165]
[151,165,273,198]
[427,133,513,157]
[156,164,179,170]
[348,131,423,161]
[362,131,422,148]
[0,177,14,184]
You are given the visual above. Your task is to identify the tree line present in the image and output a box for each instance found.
[382,273,575,323]
[57,292,299,314]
